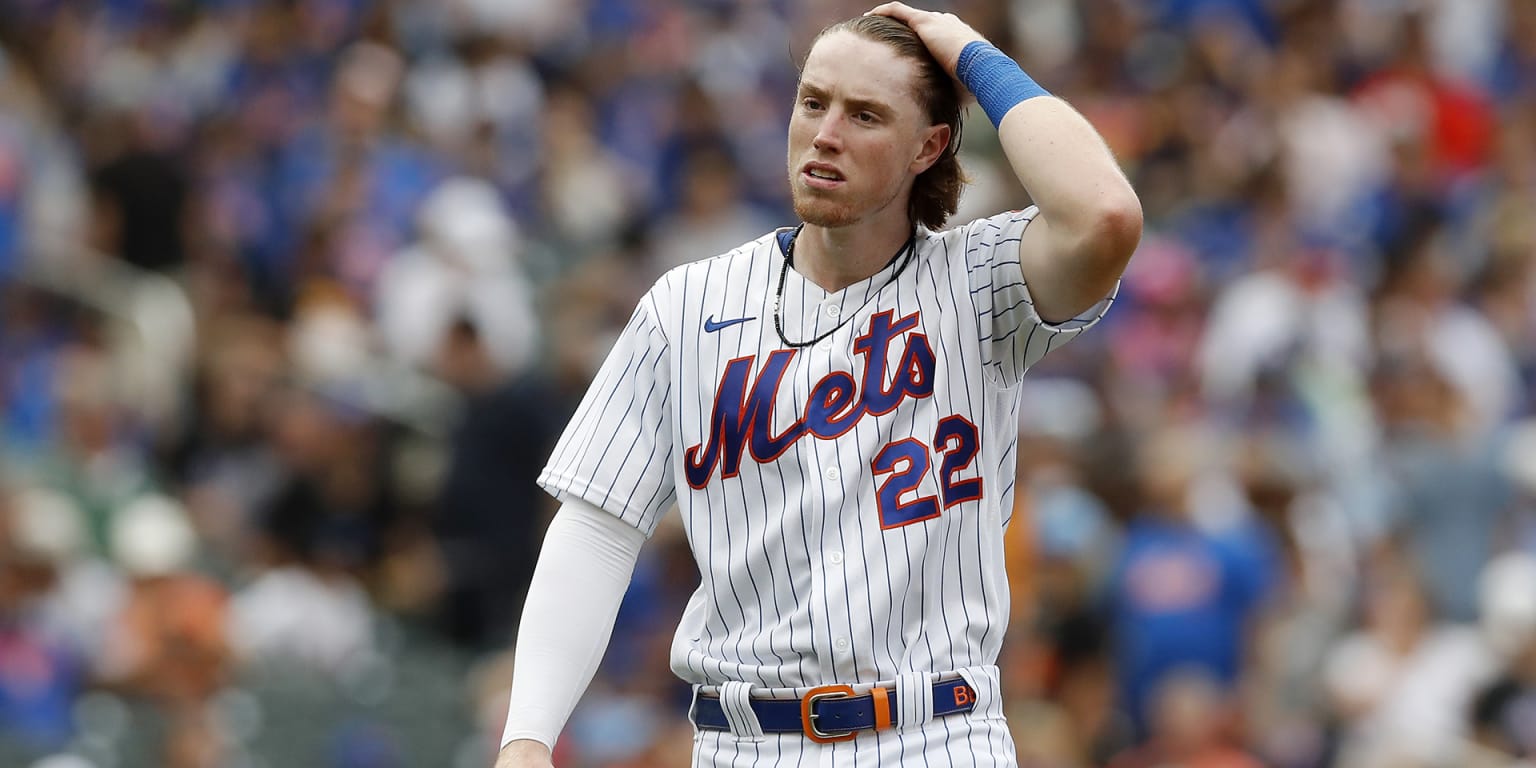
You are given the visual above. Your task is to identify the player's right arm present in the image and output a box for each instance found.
[498,284,676,766]
[495,497,646,767]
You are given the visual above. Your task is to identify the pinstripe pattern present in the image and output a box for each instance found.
[539,207,1115,764]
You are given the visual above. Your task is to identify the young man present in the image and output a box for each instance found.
[497,4,1141,765]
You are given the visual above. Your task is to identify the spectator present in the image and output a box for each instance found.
[1107,669,1265,768]
[1468,552,1536,762]
[0,485,88,753]
[1324,565,1498,768]
[1367,356,1512,621]
[1107,425,1279,735]
[375,175,540,379]
[647,143,776,276]
[432,315,570,650]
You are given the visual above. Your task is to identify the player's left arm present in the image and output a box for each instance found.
[870,2,1142,324]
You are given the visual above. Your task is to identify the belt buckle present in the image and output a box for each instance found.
[801,684,858,743]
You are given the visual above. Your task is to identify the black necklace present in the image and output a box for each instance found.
[772,224,918,349]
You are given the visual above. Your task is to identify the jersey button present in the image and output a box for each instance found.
[825,303,841,318]
[834,637,849,651]
[828,551,844,565]
[824,467,840,481]
[817,339,832,351]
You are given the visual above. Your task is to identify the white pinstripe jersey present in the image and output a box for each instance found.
[539,207,1113,693]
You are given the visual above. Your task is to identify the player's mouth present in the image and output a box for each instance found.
[800,162,845,190]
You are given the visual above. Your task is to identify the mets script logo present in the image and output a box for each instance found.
[684,310,934,488]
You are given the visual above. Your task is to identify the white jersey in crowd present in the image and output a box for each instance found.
[538,207,1114,763]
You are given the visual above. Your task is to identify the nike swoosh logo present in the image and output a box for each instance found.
[704,315,756,333]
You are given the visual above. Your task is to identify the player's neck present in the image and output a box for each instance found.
[794,217,913,293]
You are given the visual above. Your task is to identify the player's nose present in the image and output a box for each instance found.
[811,113,845,153]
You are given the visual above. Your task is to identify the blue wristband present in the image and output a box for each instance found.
[955,41,1049,128]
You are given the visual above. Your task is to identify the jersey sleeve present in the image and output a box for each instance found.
[538,295,676,537]
[963,207,1118,388]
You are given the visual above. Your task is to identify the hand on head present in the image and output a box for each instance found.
[865,2,987,76]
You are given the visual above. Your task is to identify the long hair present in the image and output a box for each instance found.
[810,15,966,230]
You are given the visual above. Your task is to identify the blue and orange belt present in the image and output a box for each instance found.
[692,678,978,742]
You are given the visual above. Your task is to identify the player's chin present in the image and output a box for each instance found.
[792,195,857,228]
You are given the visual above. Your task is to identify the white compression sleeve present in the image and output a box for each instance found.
[499,497,646,750]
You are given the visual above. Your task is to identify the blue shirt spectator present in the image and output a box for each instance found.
[1108,512,1279,734]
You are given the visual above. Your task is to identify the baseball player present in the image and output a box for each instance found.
[497,4,1140,765]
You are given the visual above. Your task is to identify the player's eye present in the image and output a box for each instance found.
[800,97,824,112]
[855,111,877,124]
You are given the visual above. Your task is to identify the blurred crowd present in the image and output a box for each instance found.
[0,0,1534,766]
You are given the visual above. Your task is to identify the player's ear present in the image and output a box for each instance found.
[910,123,951,175]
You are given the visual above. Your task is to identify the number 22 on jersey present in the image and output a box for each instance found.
[872,415,982,528]
[683,309,983,529]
